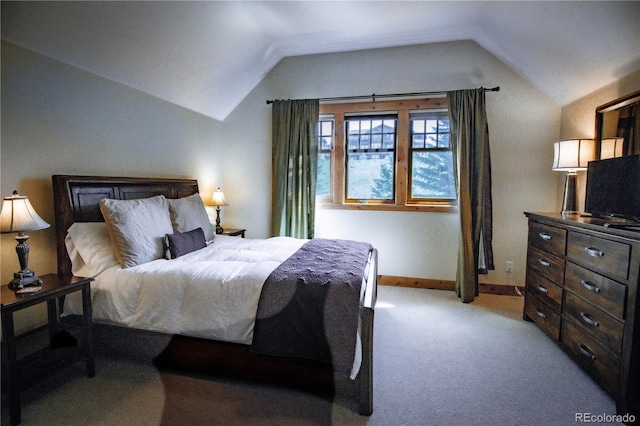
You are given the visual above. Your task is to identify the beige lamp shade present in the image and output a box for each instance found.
[600,138,624,160]
[212,188,228,206]
[0,192,50,233]
[552,139,595,171]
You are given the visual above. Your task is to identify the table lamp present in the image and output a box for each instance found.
[0,191,50,289]
[552,139,595,215]
[211,187,228,234]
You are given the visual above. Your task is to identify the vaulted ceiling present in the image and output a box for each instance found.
[2,1,639,121]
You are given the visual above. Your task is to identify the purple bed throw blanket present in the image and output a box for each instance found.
[251,238,372,372]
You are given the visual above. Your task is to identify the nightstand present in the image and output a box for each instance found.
[1,274,94,425]
[222,228,246,238]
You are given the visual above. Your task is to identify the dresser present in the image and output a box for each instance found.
[524,213,639,418]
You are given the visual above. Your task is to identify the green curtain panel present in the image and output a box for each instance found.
[271,99,320,239]
[448,89,494,303]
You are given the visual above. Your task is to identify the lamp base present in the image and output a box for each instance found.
[215,206,224,234]
[561,172,579,216]
[9,269,44,290]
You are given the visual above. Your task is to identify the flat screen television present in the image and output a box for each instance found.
[585,154,640,222]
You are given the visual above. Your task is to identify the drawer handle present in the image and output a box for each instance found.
[538,259,551,267]
[577,343,596,361]
[580,280,601,294]
[585,246,604,258]
[538,232,552,241]
[536,284,549,294]
[580,312,600,328]
[535,309,547,319]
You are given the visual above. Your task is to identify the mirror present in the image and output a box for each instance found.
[595,90,640,159]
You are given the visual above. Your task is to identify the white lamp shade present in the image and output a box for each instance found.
[211,188,228,206]
[0,193,50,233]
[600,138,624,159]
[552,139,595,171]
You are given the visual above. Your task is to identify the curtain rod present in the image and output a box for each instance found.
[266,86,499,105]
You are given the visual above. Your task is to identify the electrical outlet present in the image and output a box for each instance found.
[506,261,514,273]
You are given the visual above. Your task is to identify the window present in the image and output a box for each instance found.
[345,115,397,202]
[409,111,455,201]
[318,98,455,212]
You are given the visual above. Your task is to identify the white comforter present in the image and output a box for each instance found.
[64,235,306,344]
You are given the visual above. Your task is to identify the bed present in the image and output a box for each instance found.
[52,174,377,415]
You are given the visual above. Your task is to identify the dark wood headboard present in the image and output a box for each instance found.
[52,175,199,277]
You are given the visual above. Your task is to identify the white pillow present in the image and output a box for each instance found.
[166,193,215,242]
[100,195,174,268]
[65,222,119,277]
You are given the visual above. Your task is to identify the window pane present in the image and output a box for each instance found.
[411,151,456,199]
[425,134,437,148]
[371,134,382,149]
[347,153,395,200]
[317,152,331,196]
[317,118,333,197]
[320,136,332,150]
[426,119,438,133]
[345,115,396,201]
[383,120,396,133]
[360,134,370,149]
[412,134,424,148]
[383,133,395,149]
[438,133,450,147]
[409,112,453,200]
[348,135,358,149]
[321,121,332,136]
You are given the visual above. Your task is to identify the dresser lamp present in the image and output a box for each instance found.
[600,137,624,159]
[552,139,595,215]
[0,191,50,289]
[211,188,228,234]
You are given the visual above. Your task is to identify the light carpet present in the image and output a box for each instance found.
[1,286,620,425]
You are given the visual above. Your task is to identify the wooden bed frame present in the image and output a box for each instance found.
[52,174,377,415]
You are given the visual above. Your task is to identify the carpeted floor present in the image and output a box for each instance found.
[1,286,621,425]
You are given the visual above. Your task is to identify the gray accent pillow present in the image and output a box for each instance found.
[164,227,207,259]
[166,193,215,242]
[99,195,173,268]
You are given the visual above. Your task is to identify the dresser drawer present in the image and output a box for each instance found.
[567,232,630,280]
[526,271,563,313]
[527,246,565,285]
[564,292,624,356]
[529,222,567,256]
[525,293,561,340]
[565,261,627,320]
[562,321,619,397]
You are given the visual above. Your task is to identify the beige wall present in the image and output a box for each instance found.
[558,70,640,211]
[1,42,224,333]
